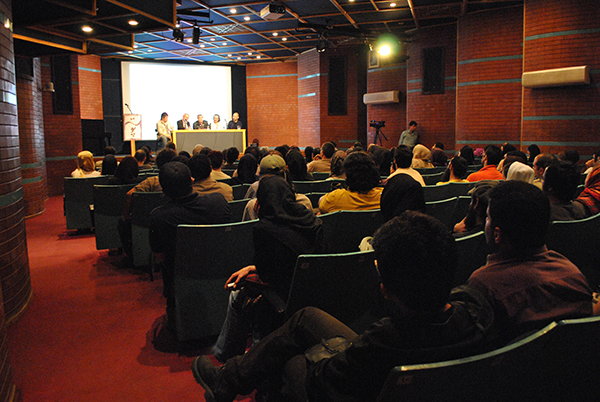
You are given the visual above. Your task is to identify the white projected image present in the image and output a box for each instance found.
[121,61,232,141]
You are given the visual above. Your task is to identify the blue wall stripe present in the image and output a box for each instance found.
[458,78,521,87]
[407,89,420,93]
[523,115,600,121]
[46,156,77,161]
[521,141,600,147]
[458,55,523,65]
[408,79,422,84]
[298,93,316,98]
[79,67,102,73]
[22,176,43,185]
[446,76,456,80]
[298,73,324,80]
[21,162,44,169]
[446,86,456,91]
[525,28,600,41]
[338,139,357,143]
[456,140,507,145]
[247,73,297,79]
[0,188,23,208]
[367,65,407,73]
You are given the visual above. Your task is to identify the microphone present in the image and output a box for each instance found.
[125,103,132,113]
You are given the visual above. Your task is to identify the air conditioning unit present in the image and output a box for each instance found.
[260,4,286,20]
[363,90,400,105]
[522,66,590,88]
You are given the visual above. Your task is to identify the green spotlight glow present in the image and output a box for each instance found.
[375,33,400,57]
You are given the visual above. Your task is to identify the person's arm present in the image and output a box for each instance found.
[224,265,257,290]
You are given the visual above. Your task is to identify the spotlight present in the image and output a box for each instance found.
[375,33,400,57]
[316,36,328,53]
[193,26,200,44]
[173,28,185,42]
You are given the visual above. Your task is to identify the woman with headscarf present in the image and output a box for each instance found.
[411,144,434,168]
[286,148,313,181]
[71,150,101,178]
[213,175,325,362]
[100,154,118,176]
[576,165,600,217]
[430,148,448,167]
[527,144,541,164]
[232,154,258,185]
[459,145,475,165]
[505,161,535,183]
[380,174,426,221]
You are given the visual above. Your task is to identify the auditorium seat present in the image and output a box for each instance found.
[305,192,327,209]
[173,220,257,341]
[421,172,445,185]
[94,184,137,250]
[414,167,447,175]
[228,198,251,222]
[284,250,386,333]
[424,197,460,229]
[423,182,474,202]
[311,172,330,180]
[319,209,385,253]
[231,183,252,200]
[377,315,600,401]
[546,212,600,288]
[130,191,168,276]
[64,176,110,230]
[453,231,489,287]
[292,180,337,193]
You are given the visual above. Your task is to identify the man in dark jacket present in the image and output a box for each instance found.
[192,211,494,402]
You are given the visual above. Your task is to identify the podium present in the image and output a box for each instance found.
[123,114,142,155]
[173,129,247,154]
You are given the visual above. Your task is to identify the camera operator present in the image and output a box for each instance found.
[398,120,419,149]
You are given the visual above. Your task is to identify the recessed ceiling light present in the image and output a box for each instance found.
[244,16,250,21]
[210,38,215,41]
[82,25,93,33]
[200,44,205,48]
[282,37,287,41]
[222,42,227,45]
[128,51,133,54]
[272,32,278,36]
[306,35,311,39]
[128,20,138,26]
[133,44,138,48]
[175,22,180,28]
[237,57,241,60]
[248,52,252,55]
[349,0,355,2]
[257,56,261,59]
[147,49,152,52]
[187,38,192,43]
[390,2,396,7]
[228,54,232,57]
[230,8,237,13]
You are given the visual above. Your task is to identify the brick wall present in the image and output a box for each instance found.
[407,24,457,152]
[246,61,298,147]
[456,6,523,151]
[17,58,47,217]
[522,0,600,158]
[78,55,103,120]
[41,55,82,196]
[297,49,321,147]
[0,0,29,399]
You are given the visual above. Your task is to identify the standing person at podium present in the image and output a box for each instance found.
[177,113,191,130]
[156,112,173,150]
[210,114,226,130]
[193,114,209,130]
[227,112,243,130]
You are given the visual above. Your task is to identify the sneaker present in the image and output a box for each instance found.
[192,356,224,402]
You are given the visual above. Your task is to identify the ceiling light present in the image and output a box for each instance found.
[349,0,355,2]
[175,21,180,28]
[128,20,138,26]
[133,44,138,48]
[237,57,241,60]
[282,37,287,41]
[272,32,278,36]
[200,44,205,48]
[230,8,237,13]
[210,38,215,41]
[128,51,133,54]
[222,42,227,45]
[244,16,250,21]
[228,54,232,57]
[257,56,261,59]
[82,25,93,33]
[187,38,192,43]
[390,2,396,7]
[317,37,328,53]
[248,52,252,55]
[147,49,152,52]
[193,25,200,44]
[375,33,400,57]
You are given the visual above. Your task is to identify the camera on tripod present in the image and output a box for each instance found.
[370,120,385,129]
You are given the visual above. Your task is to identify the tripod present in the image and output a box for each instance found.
[373,126,388,146]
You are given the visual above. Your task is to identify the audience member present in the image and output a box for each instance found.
[505,161,535,183]
[532,153,558,190]
[328,150,347,180]
[466,145,503,182]
[286,148,313,181]
[501,143,516,157]
[107,156,142,185]
[274,145,291,163]
[179,151,191,159]
[575,159,600,217]
[232,154,258,185]
[369,146,393,176]
[453,182,496,238]
[193,211,494,402]
[543,161,586,221]
[213,175,325,363]
[304,146,314,164]
[387,146,425,186]
[380,174,425,221]
[411,144,434,168]
[189,154,233,201]
[307,142,336,173]
[128,148,176,194]
[223,148,239,170]
[527,144,541,164]
[459,145,475,165]
[171,154,189,165]
[141,146,154,165]
[467,181,593,344]
[100,154,117,176]
[193,144,204,156]
[96,146,117,171]
[437,156,468,184]
[135,149,153,171]
[319,151,382,213]
[559,149,580,165]
[433,142,445,150]
[430,148,448,167]
[583,149,600,175]
[149,162,232,333]
[498,150,527,175]
[72,151,100,178]
[208,151,231,181]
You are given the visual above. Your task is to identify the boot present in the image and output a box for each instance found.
[192,356,237,402]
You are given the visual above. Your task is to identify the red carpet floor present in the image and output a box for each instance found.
[7,196,255,402]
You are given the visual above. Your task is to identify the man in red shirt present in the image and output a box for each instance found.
[467,145,504,182]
